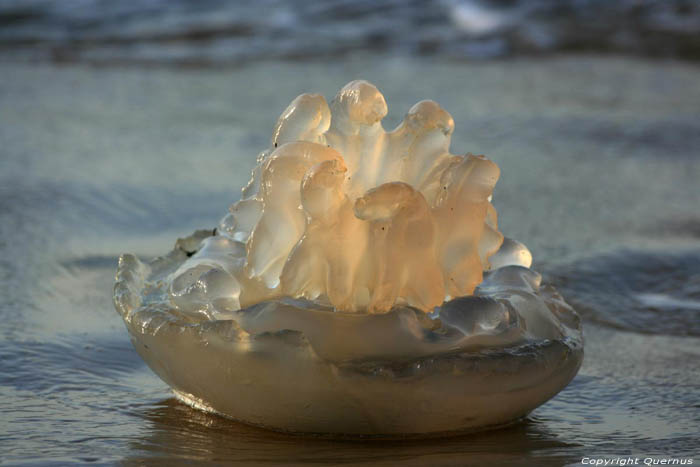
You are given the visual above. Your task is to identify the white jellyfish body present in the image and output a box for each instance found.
[182,79,513,314]
[114,81,583,437]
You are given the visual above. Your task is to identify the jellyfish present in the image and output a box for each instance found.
[114,80,583,437]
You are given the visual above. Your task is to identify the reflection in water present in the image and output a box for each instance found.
[125,398,574,466]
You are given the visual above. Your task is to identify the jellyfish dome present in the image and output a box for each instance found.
[114,80,583,437]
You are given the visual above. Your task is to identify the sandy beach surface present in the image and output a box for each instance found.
[1,55,699,465]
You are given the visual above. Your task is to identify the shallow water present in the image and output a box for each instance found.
[1,56,699,465]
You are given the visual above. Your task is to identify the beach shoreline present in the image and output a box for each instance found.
[1,54,699,465]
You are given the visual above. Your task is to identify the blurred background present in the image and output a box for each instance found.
[1,0,700,64]
[1,1,699,466]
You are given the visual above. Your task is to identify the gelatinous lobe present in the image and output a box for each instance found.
[354,182,444,312]
[433,154,503,298]
[245,142,344,288]
[280,159,369,311]
[272,93,330,147]
[176,80,505,313]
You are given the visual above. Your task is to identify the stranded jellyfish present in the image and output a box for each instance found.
[114,81,582,436]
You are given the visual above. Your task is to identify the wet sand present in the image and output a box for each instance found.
[1,55,699,465]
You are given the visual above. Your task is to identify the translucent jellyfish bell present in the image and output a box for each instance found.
[114,81,583,437]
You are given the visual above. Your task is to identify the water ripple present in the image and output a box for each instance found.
[546,249,700,336]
